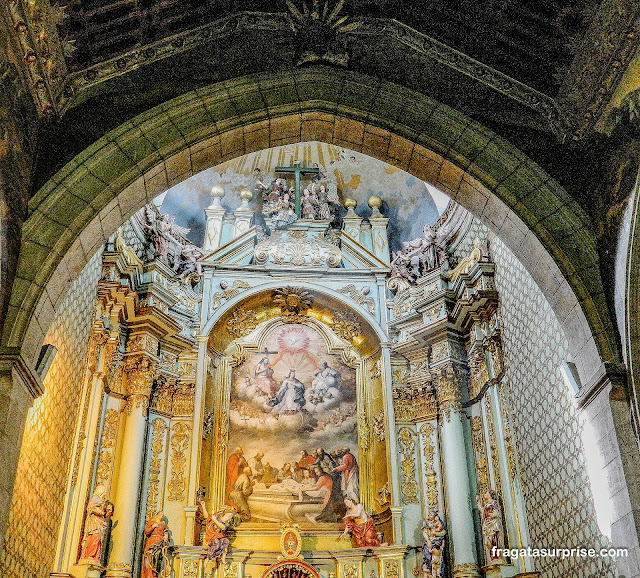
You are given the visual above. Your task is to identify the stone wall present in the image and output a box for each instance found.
[490,235,617,578]
[0,251,102,578]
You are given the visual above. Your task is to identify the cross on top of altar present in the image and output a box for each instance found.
[275,163,320,216]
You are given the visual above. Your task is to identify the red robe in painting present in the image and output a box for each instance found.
[225,452,248,505]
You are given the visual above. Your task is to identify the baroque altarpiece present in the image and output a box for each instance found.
[51,169,538,578]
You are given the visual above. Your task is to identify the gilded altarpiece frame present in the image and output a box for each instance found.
[203,316,391,537]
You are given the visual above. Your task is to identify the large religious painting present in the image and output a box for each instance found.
[225,323,359,525]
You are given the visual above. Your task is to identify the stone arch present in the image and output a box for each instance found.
[6,67,617,386]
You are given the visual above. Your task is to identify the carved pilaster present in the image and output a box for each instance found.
[168,422,191,502]
[397,428,419,504]
[467,345,488,399]
[146,419,167,520]
[470,417,490,495]
[419,422,439,512]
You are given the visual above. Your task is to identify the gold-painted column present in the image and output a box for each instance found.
[105,353,157,578]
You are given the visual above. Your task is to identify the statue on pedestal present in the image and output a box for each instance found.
[79,485,109,565]
[141,511,172,578]
[477,489,506,564]
[421,511,446,578]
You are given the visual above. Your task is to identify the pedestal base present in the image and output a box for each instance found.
[452,563,481,578]
[69,563,104,578]
[104,563,133,578]
[482,563,519,578]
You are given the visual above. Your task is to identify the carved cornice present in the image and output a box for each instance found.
[17,10,565,137]
[557,0,640,139]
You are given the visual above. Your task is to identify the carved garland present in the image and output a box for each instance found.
[168,422,191,501]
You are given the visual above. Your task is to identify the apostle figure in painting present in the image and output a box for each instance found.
[332,447,359,502]
[478,489,506,563]
[305,466,347,522]
[199,502,242,564]
[252,452,265,482]
[267,369,306,414]
[341,497,385,547]
[141,511,172,578]
[254,356,277,396]
[225,447,248,506]
[422,512,446,578]
[79,484,109,564]
[278,462,294,481]
[229,466,255,521]
[313,447,337,472]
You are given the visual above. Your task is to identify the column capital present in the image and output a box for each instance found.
[0,347,43,399]
[435,363,465,419]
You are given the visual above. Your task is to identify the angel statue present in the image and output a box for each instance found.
[137,205,191,267]
[391,223,447,282]
[421,511,446,578]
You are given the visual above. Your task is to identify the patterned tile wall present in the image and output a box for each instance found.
[0,250,102,578]
[490,235,617,578]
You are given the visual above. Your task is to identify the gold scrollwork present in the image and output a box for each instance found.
[435,363,463,420]
[467,345,488,399]
[484,396,502,492]
[497,383,518,480]
[372,410,386,443]
[224,562,239,578]
[146,419,167,520]
[419,423,438,511]
[358,410,370,452]
[344,565,358,578]
[330,311,362,341]
[397,428,418,504]
[225,308,258,338]
[181,559,199,578]
[470,416,490,495]
[384,561,399,578]
[168,422,191,501]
